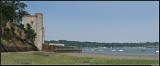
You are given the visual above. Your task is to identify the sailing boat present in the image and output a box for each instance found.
[118,46,124,52]
[98,44,103,51]
[141,43,146,52]
[156,44,159,53]
[91,48,95,51]
[156,50,159,53]
[111,44,116,51]
[118,49,124,52]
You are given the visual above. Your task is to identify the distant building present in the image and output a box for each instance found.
[48,43,65,46]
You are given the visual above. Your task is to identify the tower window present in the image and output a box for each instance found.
[31,21,34,25]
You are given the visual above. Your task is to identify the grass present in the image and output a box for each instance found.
[1,52,159,65]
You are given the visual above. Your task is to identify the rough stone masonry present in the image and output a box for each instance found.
[24,13,45,51]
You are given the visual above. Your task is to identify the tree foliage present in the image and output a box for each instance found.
[25,24,37,43]
[1,1,29,25]
[1,1,37,48]
[1,1,29,40]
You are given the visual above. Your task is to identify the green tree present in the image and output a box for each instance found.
[1,1,29,25]
[25,24,37,43]
[1,1,29,40]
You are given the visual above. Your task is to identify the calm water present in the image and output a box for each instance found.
[82,47,159,55]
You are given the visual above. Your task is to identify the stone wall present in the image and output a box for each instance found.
[0,46,38,52]
[24,13,44,51]
[42,44,82,53]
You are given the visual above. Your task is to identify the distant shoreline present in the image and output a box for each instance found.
[82,52,159,56]
[60,52,159,60]
[82,46,159,48]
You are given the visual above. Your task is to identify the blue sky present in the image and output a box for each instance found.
[22,1,159,43]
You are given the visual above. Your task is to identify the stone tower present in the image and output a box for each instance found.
[24,13,44,51]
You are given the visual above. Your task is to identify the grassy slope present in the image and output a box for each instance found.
[1,52,159,65]
[1,38,33,48]
[1,22,36,48]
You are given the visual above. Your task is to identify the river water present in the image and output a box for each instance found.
[82,47,159,55]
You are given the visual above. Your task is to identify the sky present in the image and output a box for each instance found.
[22,1,159,43]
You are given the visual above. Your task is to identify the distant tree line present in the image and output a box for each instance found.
[45,40,159,48]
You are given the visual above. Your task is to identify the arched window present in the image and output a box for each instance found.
[31,21,34,25]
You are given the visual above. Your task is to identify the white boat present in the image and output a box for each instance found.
[111,44,116,51]
[155,44,159,53]
[119,50,124,52]
[111,50,116,51]
[156,50,159,53]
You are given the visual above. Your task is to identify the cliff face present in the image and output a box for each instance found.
[1,22,38,52]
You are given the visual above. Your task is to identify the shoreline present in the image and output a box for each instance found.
[60,52,159,60]
[82,52,159,56]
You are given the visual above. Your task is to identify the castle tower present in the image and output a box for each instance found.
[24,13,44,51]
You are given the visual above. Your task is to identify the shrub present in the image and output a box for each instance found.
[0,42,5,47]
